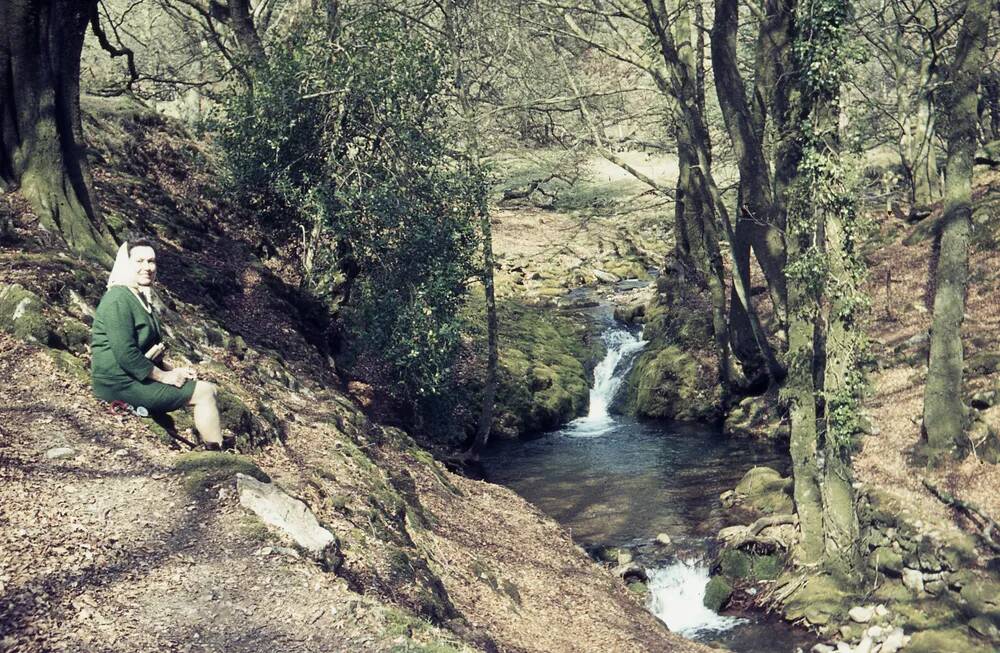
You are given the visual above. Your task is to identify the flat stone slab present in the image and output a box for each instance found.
[236,473,335,557]
[44,447,76,460]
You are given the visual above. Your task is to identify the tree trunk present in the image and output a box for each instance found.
[1,0,113,263]
[712,0,788,344]
[443,0,498,457]
[922,0,991,457]
[819,100,862,580]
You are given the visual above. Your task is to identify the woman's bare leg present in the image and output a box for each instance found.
[189,381,223,446]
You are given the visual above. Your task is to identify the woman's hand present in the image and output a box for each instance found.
[150,367,197,387]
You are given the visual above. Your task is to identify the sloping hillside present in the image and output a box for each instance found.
[0,98,711,653]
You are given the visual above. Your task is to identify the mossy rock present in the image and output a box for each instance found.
[703,576,733,612]
[54,318,91,354]
[719,548,752,579]
[906,628,996,653]
[781,574,851,627]
[383,545,458,625]
[624,344,720,421]
[894,596,964,631]
[869,545,904,576]
[460,296,598,438]
[0,284,52,344]
[216,389,284,450]
[752,554,784,580]
[173,451,269,495]
[960,578,1000,625]
[733,466,794,515]
[627,580,649,596]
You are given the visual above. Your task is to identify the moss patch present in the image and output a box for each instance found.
[781,574,852,627]
[173,451,269,496]
[0,283,51,344]
[458,293,601,439]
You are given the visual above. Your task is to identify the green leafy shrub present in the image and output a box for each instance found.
[216,12,484,432]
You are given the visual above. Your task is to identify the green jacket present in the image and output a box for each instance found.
[91,286,161,385]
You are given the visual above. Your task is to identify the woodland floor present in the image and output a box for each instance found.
[857,174,1000,530]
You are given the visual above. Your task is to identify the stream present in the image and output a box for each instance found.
[480,294,816,652]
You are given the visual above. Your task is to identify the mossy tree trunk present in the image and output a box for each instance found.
[922,0,991,458]
[0,0,113,264]
[442,0,497,456]
[781,0,862,576]
[818,96,862,579]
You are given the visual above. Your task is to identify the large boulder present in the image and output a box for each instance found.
[624,345,721,421]
[732,466,794,516]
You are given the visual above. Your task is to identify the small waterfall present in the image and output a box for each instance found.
[564,327,646,437]
[646,561,746,637]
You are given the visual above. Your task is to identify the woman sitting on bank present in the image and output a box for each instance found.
[91,239,223,449]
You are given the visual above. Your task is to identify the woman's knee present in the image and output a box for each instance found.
[191,380,217,405]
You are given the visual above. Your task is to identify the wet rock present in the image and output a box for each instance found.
[849,605,874,623]
[733,466,794,515]
[655,533,671,547]
[611,562,647,585]
[237,473,341,570]
[703,576,732,612]
[44,447,76,460]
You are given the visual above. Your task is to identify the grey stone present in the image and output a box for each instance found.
[44,447,76,460]
[811,645,834,653]
[592,269,621,284]
[849,605,875,623]
[878,628,907,653]
[237,474,338,564]
[655,533,672,546]
[853,636,873,653]
[902,568,924,593]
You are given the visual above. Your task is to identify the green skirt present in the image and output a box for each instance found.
[93,377,196,414]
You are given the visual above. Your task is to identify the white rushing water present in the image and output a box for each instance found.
[564,327,647,438]
[646,561,746,637]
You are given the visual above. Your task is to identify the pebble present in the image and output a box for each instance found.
[655,533,672,546]
[45,447,76,460]
[848,606,874,623]
[874,604,889,618]
[854,636,873,653]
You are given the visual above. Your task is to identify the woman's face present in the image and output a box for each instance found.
[130,246,157,287]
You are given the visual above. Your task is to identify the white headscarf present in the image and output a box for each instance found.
[107,241,154,307]
[107,242,136,289]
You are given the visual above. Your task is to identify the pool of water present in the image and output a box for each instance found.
[479,318,816,652]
